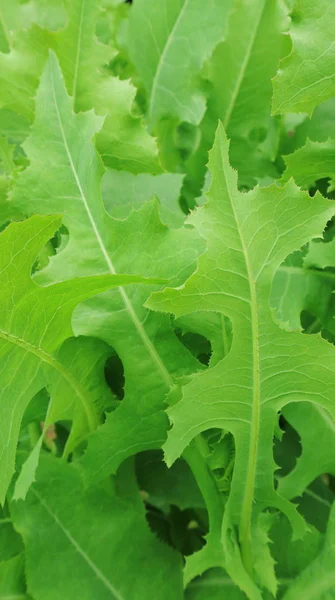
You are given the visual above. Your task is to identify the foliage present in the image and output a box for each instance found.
[0,0,334,598]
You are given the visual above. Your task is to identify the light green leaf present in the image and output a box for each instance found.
[11,458,183,600]
[0,214,148,503]
[101,168,184,227]
[127,0,233,129]
[272,0,335,116]
[10,51,204,485]
[147,125,335,597]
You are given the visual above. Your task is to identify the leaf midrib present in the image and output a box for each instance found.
[218,141,260,572]
[32,487,124,600]
[0,327,97,430]
[50,66,173,389]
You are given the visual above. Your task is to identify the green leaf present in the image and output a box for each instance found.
[136,451,205,511]
[282,505,335,599]
[0,213,148,503]
[271,259,335,332]
[282,138,335,191]
[13,335,114,501]
[127,0,233,129]
[278,402,335,500]
[10,51,205,485]
[0,23,52,121]
[185,568,246,600]
[182,0,288,202]
[270,515,323,580]
[51,0,161,173]
[147,124,335,597]
[0,516,23,561]
[272,0,335,116]
[11,457,183,600]
[306,236,335,271]
[209,0,288,139]
[101,168,185,227]
[0,554,27,599]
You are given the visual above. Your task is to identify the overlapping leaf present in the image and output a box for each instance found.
[10,52,205,486]
[147,125,335,597]
[0,213,147,504]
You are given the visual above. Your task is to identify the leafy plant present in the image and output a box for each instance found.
[0,0,334,598]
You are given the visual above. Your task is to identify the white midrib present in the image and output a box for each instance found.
[32,488,125,600]
[218,145,260,573]
[149,0,190,121]
[222,1,266,129]
[71,0,86,107]
[50,71,173,389]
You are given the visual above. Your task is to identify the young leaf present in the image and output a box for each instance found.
[127,0,233,129]
[147,125,335,597]
[272,0,335,115]
[11,457,183,600]
[0,213,148,504]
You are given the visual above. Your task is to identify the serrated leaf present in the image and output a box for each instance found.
[272,0,335,115]
[50,0,161,172]
[11,457,183,600]
[10,51,205,485]
[147,124,335,597]
[127,0,233,130]
[0,214,149,503]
